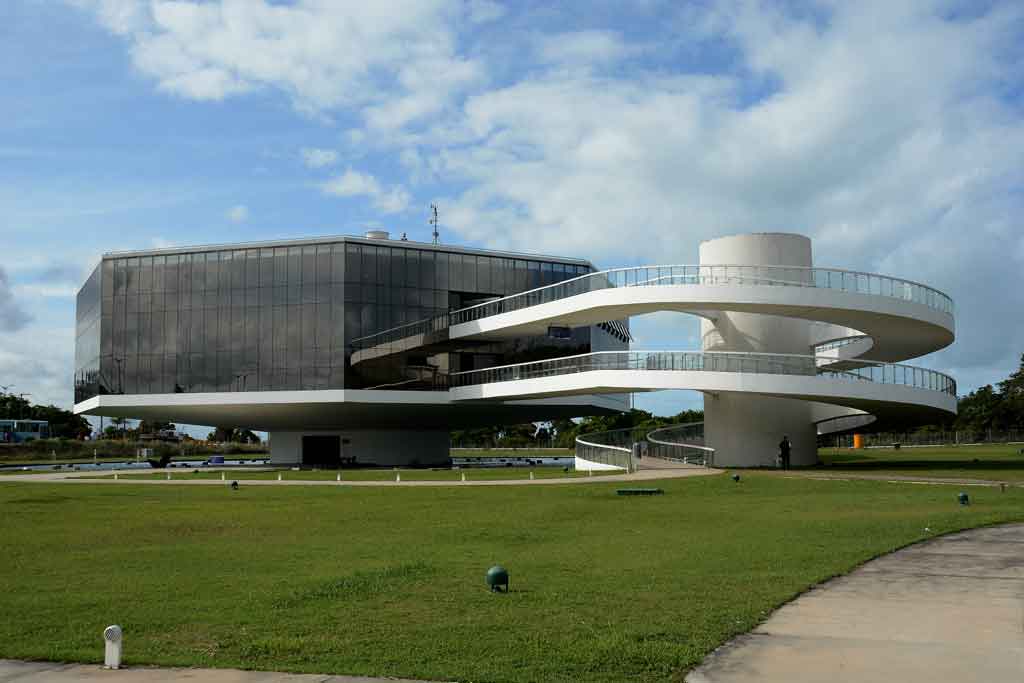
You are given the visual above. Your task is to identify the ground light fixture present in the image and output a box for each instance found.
[731,473,740,483]
[103,625,122,669]
[486,565,509,593]
[958,492,970,506]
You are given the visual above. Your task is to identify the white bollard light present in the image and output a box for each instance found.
[396,472,401,482]
[588,469,593,477]
[114,473,118,481]
[336,472,341,482]
[221,471,225,481]
[461,472,466,482]
[277,473,282,481]
[530,471,534,480]
[166,471,171,480]
[103,625,122,669]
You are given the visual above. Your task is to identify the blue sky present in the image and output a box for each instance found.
[1,0,1023,430]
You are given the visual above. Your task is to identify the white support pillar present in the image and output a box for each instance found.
[700,233,818,467]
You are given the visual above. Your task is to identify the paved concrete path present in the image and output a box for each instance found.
[0,660,440,682]
[687,523,1024,682]
[0,459,716,487]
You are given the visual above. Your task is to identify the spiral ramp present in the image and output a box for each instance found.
[353,233,956,468]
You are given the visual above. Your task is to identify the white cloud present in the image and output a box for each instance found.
[301,147,339,168]
[73,0,483,118]
[465,0,505,24]
[321,169,411,214]
[421,2,1024,393]
[68,0,1024,396]
[226,204,249,223]
[536,30,634,65]
[0,323,75,408]
[0,267,33,333]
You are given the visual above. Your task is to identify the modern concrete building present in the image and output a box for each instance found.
[73,233,629,466]
[75,231,956,469]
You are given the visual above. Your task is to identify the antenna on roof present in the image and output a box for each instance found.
[429,204,440,245]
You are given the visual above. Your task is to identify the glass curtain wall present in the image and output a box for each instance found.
[74,239,602,401]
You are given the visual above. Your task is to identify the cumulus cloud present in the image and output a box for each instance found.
[0,267,32,333]
[71,0,483,118]
[71,0,1024,395]
[536,30,635,65]
[321,169,411,214]
[226,204,249,223]
[0,324,75,407]
[301,147,339,168]
[424,2,1024,392]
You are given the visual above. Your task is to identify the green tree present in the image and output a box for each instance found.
[138,420,174,435]
[207,427,261,444]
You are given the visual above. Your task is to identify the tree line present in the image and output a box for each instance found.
[0,392,91,439]
[948,354,1024,432]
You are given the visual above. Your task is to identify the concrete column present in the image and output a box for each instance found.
[700,233,818,467]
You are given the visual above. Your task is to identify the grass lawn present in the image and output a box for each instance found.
[818,443,1024,482]
[1,475,1022,682]
[81,466,608,482]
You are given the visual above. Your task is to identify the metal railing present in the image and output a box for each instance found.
[449,264,954,326]
[574,426,646,471]
[353,263,954,352]
[646,422,715,466]
[574,422,715,470]
[351,313,450,353]
[826,429,1024,448]
[814,335,872,354]
[451,350,957,396]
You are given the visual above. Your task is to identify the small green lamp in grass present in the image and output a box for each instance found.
[731,473,740,483]
[487,565,509,593]
[958,491,969,506]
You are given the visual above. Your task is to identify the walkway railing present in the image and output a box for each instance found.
[451,350,957,396]
[353,263,954,353]
[448,264,954,325]
[574,426,647,471]
[646,422,715,466]
[574,422,715,470]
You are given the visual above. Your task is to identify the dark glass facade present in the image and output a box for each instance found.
[74,236,622,403]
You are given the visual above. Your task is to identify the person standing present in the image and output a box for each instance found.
[779,436,791,470]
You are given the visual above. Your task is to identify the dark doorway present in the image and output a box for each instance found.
[302,435,341,468]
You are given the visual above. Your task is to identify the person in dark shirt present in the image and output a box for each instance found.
[779,436,792,470]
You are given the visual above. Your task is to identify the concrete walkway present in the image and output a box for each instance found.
[0,660,439,682]
[0,459,716,487]
[687,523,1024,682]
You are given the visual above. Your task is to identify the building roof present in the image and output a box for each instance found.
[101,233,593,267]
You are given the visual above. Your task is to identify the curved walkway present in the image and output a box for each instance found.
[686,523,1024,682]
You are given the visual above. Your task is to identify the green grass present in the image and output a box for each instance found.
[1,475,1021,682]
[82,466,607,481]
[818,443,1024,482]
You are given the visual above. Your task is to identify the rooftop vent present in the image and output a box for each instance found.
[364,230,390,240]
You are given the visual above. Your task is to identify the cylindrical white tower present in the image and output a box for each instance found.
[700,233,818,466]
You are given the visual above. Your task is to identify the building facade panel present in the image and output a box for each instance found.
[74,236,618,403]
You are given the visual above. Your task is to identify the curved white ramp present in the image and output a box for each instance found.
[354,233,957,467]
